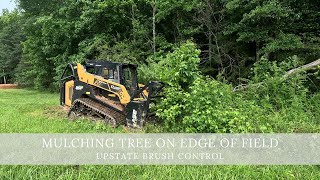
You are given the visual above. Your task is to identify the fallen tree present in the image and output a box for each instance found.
[233,59,320,92]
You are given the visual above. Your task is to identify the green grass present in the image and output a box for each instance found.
[0,89,320,179]
[0,89,132,133]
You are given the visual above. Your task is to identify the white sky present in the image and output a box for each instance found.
[0,0,16,12]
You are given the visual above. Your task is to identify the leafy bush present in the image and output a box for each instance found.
[242,56,319,132]
[139,41,200,87]
[143,42,319,133]
[181,77,255,133]
[144,41,262,133]
[245,56,309,109]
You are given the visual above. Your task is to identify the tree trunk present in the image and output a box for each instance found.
[255,41,259,62]
[233,58,320,92]
[206,0,213,67]
[152,1,156,55]
[283,59,320,78]
[208,32,212,67]
[131,4,136,44]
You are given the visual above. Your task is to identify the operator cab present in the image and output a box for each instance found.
[85,61,138,96]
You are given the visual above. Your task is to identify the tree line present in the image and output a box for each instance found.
[0,0,319,89]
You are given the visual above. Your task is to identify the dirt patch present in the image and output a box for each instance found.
[0,84,18,89]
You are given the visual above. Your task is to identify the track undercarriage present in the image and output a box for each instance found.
[68,98,125,128]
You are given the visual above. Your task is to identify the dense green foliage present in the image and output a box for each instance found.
[0,1,319,133]
[0,1,320,178]
[144,42,320,133]
[0,10,25,83]
[0,0,319,86]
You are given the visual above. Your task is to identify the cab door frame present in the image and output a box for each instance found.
[60,64,77,106]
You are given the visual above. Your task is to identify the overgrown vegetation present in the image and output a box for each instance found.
[0,0,319,133]
[0,0,319,87]
[0,1,320,177]
[142,42,320,133]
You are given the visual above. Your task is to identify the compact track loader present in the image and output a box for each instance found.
[60,61,164,128]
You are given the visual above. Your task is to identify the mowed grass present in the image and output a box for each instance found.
[0,89,320,179]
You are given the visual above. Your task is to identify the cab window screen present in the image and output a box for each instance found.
[86,67,95,74]
[124,69,132,80]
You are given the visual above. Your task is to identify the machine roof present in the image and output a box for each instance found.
[86,60,138,68]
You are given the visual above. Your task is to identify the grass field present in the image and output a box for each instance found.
[0,89,320,179]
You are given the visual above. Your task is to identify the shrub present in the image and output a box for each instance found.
[181,77,255,133]
[139,41,200,88]
[244,56,309,110]
[145,41,260,133]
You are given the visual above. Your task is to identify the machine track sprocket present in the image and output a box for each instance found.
[67,98,125,128]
